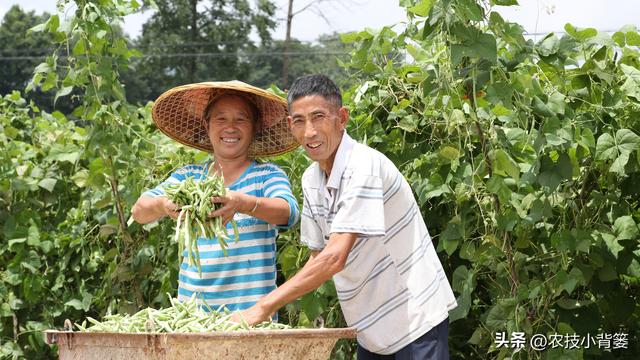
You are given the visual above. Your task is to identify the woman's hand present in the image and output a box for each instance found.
[132,196,181,224]
[210,190,252,224]
[161,197,181,219]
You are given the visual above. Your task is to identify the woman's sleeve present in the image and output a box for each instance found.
[262,164,301,230]
[141,165,195,198]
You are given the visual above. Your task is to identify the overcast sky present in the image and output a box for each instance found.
[0,0,638,42]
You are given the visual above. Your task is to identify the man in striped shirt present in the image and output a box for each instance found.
[238,75,457,358]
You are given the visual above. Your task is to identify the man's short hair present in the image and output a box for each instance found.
[287,74,342,109]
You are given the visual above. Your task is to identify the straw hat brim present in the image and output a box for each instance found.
[151,81,299,157]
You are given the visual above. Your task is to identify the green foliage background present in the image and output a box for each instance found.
[1,0,639,359]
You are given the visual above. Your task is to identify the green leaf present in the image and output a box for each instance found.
[551,230,575,252]
[613,216,638,241]
[626,30,640,46]
[552,270,576,295]
[397,116,418,132]
[39,240,53,253]
[46,145,80,164]
[564,24,598,41]
[72,40,86,55]
[620,64,640,100]
[41,72,58,92]
[45,14,60,33]
[64,299,84,311]
[438,146,460,161]
[316,281,337,297]
[451,25,497,64]
[486,298,517,330]
[491,0,518,5]
[578,128,596,153]
[491,104,511,117]
[449,291,470,322]
[0,303,11,317]
[598,263,618,281]
[599,231,623,258]
[612,31,626,46]
[81,291,93,311]
[29,23,46,33]
[340,31,361,43]
[442,238,460,256]
[33,62,52,74]
[451,265,470,293]
[54,86,73,105]
[299,292,326,322]
[449,265,474,322]
[497,210,519,231]
[556,298,593,310]
[616,128,640,152]
[459,242,476,260]
[408,0,434,17]
[441,218,465,255]
[8,238,27,250]
[596,129,640,171]
[37,178,57,192]
[610,151,630,175]
[486,176,511,202]
[4,126,19,139]
[27,221,40,246]
[537,34,559,56]
[449,109,466,125]
[537,153,572,189]
[547,92,566,115]
[493,149,520,181]
[456,0,483,21]
[532,96,554,117]
[595,133,617,160]
[71,169,89,187]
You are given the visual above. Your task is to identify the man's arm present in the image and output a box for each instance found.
[236,232,358,325]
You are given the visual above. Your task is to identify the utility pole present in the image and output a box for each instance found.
[189,0,198,83]
[282,0,294,87]
[281,0,349,87]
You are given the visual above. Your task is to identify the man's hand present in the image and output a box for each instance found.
[229,233,358,327]
[231,303,272,326]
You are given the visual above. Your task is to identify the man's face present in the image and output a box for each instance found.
[207,95,255,161]
[288,95,348,174]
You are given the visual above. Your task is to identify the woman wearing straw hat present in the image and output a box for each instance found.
[131,81,300,312]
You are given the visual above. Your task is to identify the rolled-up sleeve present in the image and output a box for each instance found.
[331,175,386,237]
[263,166,300,230]
[141,168,188,198]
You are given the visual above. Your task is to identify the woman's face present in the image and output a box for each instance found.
[206,95,256,162]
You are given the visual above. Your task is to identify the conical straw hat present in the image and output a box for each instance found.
[152,81,299,157]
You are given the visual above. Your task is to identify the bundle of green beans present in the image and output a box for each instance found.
[164,174,239,274]
[75,294,290,333]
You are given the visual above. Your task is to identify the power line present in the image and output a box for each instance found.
[0,37,344,56]
[0,50,349,61]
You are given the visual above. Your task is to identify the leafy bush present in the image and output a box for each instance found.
[1,0,638,359]
[339,0,640,358]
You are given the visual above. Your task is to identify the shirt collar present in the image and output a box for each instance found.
[326,131,355,190]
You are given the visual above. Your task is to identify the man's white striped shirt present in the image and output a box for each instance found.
[301,132,457,355]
